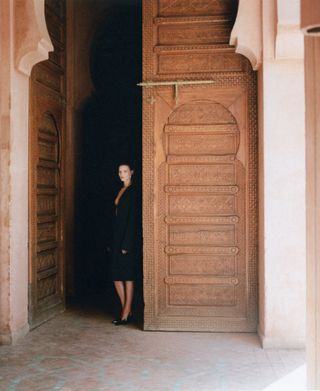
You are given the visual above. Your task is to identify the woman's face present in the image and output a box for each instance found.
[118,165,133,183]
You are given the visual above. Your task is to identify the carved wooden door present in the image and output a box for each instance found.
[29,0,66,328]
[142,0,258,331]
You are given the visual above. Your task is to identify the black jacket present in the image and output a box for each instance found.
[113,185,136,253]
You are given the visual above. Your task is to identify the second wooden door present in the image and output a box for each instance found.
[142,0,258,332]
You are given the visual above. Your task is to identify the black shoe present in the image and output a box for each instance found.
[113,314,132,326]
[113,318,129,326]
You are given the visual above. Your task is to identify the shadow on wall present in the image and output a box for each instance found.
[74,3,142,316]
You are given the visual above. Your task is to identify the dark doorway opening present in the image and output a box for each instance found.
[73,2,143,323]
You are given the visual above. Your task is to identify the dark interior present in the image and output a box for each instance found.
[74,2,143,321]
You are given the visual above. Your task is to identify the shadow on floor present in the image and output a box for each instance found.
[66,288,144,330]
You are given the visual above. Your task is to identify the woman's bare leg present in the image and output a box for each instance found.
[122,281,134,320]
[113,281,125,309]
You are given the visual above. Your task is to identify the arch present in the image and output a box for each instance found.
[230,0,262,70]
[168,100,237,125]
[166,100,240,157]
[15,0,53,76]
[302,0,320,35]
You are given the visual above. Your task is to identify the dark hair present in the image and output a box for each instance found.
[117,161,134,171]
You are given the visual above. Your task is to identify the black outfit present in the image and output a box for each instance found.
[111,185,136,281]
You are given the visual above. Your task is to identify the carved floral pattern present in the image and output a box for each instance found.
[158,23,232,45]
[169,254,236,276]
[159,52,243,74]
[169,101,236,124]
[168,164,235,185]
[169,284,235,306]
[37,276,57,300]
[169,194,235,215]
[37,250,57,272]
[164,185,238,193]
[169,224,235,245]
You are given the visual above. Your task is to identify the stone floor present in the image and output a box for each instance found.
[0,306,306,391]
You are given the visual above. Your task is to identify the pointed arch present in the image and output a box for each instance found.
[230,0,262,70]
[15,0,53,75]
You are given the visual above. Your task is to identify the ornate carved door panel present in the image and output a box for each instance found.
[29,0,66,328]
[142,1,258,331]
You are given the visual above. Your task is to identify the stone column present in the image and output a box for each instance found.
[302,2,320,388]
[0,0,13,345]
[231,0,306,348]
[0,0,52,344]
[304,35,320,389]
[258,0,306,349]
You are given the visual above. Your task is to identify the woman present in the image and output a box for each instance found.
[111,163,136,325]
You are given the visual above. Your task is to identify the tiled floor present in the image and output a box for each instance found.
[0,306,306,391]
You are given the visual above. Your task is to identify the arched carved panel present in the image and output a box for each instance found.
[157,100,248,323]
[168,101,237,124]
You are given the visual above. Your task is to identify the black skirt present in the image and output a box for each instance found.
[111,249,136,281]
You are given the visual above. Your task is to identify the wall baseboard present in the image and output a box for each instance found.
[258,324,305,349]
[0,323,29,345]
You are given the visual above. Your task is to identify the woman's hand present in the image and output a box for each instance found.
[121,249,128,255]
